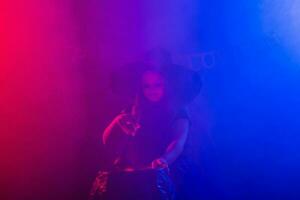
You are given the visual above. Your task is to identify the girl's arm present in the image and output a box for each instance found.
[152,118,189,168]
[102,115,121,145]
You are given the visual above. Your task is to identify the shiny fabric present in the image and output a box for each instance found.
[89,169,175,200]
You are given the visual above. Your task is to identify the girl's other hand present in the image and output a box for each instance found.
[151,158,169,169]
[116,114,140,136]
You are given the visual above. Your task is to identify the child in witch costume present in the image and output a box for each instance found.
[89,49,201,200]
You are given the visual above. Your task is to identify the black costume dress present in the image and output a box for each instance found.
[89,104,190,200]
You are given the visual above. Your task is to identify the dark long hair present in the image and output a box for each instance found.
[130,68,179,124]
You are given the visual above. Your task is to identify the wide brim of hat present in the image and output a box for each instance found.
[110,63,202,104]
[163,64,202,104]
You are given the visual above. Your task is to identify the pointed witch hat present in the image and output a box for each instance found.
[110,49,202,105]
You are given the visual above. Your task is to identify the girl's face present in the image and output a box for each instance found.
[142,71,165,102]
